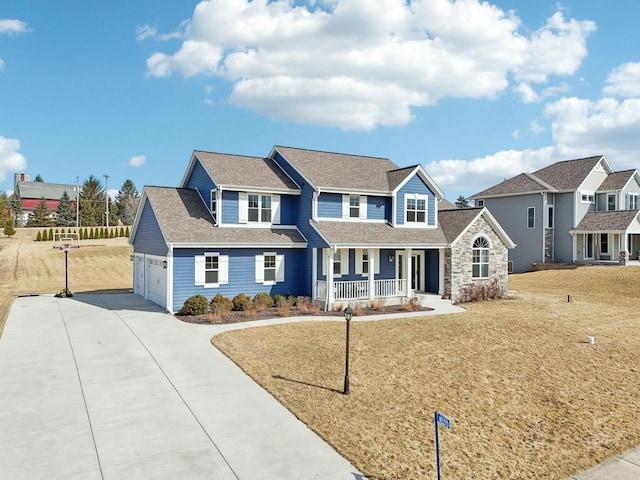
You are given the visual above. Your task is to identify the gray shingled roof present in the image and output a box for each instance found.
[193,151,299,191]
[472,156,605,198]
[438,208,483,243]
[533,156,603,191]
[274,146,400,192]
[17,181,78,201]
[598,170,636,191]
[386,166,417,191]
[144,186,306,246]
[570,210,640,232]
[311,221,448,247]
[471,173,549,198]
[438,198,458,210]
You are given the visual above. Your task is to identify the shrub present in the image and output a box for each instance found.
[307,302,321,314]
[333,302,345,313]
[276,295,291,316]
[352,303,364,316]
[179,294,209,316]
[120,227,125,237]
[210,293,233,316]
[125,226,130,237]
[49,228,54,240]
[400,296,421,312]
[369,299,385,312]
[287,294,297,306]
[232,293,253,311]
[296,296,310,312]
[459,278,505,303]
[253,292,274,311]
[42,229,49,241]
[36,230,42,241]
[243,305,258,318]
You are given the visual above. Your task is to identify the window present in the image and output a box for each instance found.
[255,253,284,284]
[240,193,279,224]
[195,253,228,287]
[476,199,485,207]
[547,205,554,229]
[355,248,379,276]
[406,196,427,223]
[527,207,535,229]
[205,255,218,284]
[472,237,490,278]
[210,190,217,218]
[361,249,369,274]
[629,194,639,210]
[349,196,360,218]
[607,194,616,211]
[601,233,609,254]
[581,193,594,203]
[333,250,342,275]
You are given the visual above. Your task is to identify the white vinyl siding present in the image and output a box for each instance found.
[194,253,228,287]
[255,253,284,285]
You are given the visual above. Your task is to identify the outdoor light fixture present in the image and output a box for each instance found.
[343,305,353,395]
[388,255,395,262]
[130,254,134,261]
[162,260,167,269]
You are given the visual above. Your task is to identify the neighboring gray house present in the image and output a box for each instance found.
[471,156,640,272]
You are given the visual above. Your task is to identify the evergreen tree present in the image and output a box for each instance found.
[79,175,107,226]
[0,192,8,227]
[26,198,54,227]
[115,179,140,225]
[34,174,44,182]
[55,191,76,227]
[36,230,42,241]
[42,229,48,241]
[455,195,470,208]
[3,218,16,237]
[125,226,130,237]
[8,191,23,226]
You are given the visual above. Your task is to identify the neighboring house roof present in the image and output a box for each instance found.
[570,210,640,233]
[438,198,457,210]
[438,207,516,248]
[183,151,300,192]
[273,146,400,193]
[472,156,606,199]
[17,181,78,201]
[311,221,448,248]
[597,169,636,191]
[141,186,306,246]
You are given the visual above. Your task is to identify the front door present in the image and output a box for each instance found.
[397,252,424,291]
[584,234,594,259]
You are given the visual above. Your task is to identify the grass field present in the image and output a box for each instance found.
[0,228,133,336]
[213,266,640,479]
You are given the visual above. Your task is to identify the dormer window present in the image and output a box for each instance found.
[629,194,639,210]
[405,194,427,223]
[239,193,280,224]
[349,196,360,218]
[607,194,616,211]
[581,193,594,203]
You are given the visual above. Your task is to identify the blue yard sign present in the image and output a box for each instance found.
[434,411,451,480]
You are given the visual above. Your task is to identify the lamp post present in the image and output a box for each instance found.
[62,243,73,297]
[343,305,353,395]
[103,174,109,228]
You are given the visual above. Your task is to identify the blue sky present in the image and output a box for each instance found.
[1,0,639,201]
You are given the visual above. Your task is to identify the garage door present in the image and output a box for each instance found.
[146,257,167,308]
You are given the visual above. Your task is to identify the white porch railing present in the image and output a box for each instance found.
[315,279,408,301]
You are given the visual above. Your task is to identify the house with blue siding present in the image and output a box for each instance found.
[130,146,515,312]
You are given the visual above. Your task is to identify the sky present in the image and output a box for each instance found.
[1,0,639,201]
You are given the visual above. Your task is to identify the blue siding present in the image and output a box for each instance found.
[316,248,397,281]
[280,194,298,225]
[172,248,306,310]
[395,174,436,226]
[221,190,239,224]
[272,151,329,295]
[367,196,389,221]
[185,159,216,203]
[318,193,342,218]
[131,200,167,256]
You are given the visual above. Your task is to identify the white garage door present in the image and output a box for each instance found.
[146,257,167,308]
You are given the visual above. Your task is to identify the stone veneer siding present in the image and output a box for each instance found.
[545,228,554,263]
[446,215,510,303]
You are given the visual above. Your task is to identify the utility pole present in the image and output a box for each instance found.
[75,176,80,228]
[103,174,109,228]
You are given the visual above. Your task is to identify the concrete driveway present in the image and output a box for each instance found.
[0,294,364,480]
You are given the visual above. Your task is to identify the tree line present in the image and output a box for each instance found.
[1,176,141,230]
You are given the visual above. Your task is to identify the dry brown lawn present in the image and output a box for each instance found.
[213,266,640,479]
[0,228,133,336]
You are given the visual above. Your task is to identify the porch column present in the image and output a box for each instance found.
[368,250,375,300]
[312,248,317,300]
[405,248,412,298]
[326,249,334,310]
[438,247,445,296]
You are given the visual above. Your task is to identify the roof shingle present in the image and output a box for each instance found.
[598,170,636,191]
[570,210,640,232]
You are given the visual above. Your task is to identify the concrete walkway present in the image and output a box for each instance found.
[0,294,366,480]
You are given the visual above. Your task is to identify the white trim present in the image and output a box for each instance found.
[238,192,248,223]
[391,165,445,199]
[316,217,387,224]
[403,193,430,227]
[270,146,316,191]
[312,248,317,300]
[216,185,300,195]
[438,247,445,296]
[169,242,306,249]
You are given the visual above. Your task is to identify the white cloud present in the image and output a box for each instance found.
[0,58,4,72]
[144,0,596,130]
[602,62,640,97]
[127,155,146,167]
[512,130,520,139]
[529,120,545,135]
[0,19,29,35]
[0,136,27,183]
[136,21,187,42]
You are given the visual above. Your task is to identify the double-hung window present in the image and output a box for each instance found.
[349,196,360,218]
[472,237,490,278]
[195,253,229,287]
[248,194,260,222]
[333,250,342,275]
[240,193,279,224]
[255,252,284,285]
[261,195,272,222]
[342,194,367,219]
[629,194,639,210]
[406,195,427,224]
[205,255,219,284]
[607,194,616,211]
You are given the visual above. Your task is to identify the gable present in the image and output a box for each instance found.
[184,159,216,202]
[130,199,168,256]
[394,173,437,226]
